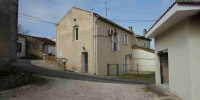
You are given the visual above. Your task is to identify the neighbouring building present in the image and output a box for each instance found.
[51,37,56,42]
[132,34,155,72]
[19,34,56,58]
[57,7,134,76]
[145,1,200,100]
[51,37,56,56]
[17,35,26,58]
[133,33,151,49]
[0,0,18,64]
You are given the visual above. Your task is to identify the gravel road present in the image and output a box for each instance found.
[0,77,157,100]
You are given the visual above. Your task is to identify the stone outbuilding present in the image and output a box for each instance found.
[145,1,200,100]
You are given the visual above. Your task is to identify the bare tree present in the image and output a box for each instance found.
[18,24,29,35]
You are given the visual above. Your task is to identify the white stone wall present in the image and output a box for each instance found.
[132,48,155,72]
[17,37,26,58]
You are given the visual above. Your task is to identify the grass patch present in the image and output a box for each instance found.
[117,72,155,82]
[144,86,152,92]
[0,69,49,91]
[32,76,49,86]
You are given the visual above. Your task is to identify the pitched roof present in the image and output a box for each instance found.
[61,7,134,35]
[133,34,151,40]
[18,34,56,45]
[133,46,155,53]
[145,1,200,38]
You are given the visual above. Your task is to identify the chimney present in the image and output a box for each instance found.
[128,26,133,32]
[143,29,147,36]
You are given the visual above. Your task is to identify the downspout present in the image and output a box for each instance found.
[93,14,99,75]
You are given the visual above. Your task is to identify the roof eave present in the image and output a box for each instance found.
[145,2,200,38]
[94,13,134,34]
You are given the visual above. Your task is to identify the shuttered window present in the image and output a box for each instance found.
[123,34,128,45]
[123,34,126,44]
[117,34,120,51]
[126,35,128,45]
[110,29,115,51]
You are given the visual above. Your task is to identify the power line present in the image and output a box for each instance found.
[19,12,57,25]
[111,19,157,21]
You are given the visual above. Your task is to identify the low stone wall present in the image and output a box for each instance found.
[31,60,65,71]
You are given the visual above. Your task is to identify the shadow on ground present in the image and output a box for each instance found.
[11,59,154,85]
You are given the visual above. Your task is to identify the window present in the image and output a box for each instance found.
[110,29,121,51]
[74,26,78,41]
[117,34,120,51]
[126,35,128,44]
[110,29,115,51]
[17,43,22,53]
[123,34,128,45]
[123,34,126,44]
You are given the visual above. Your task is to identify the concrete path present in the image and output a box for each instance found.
[0,77,157,100]
[11,60,154,85]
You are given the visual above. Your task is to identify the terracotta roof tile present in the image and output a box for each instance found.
[18,34,56,45]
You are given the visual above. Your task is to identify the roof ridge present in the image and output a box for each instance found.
[69,7,134,34]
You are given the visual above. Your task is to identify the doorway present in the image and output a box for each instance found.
[82,52,88,73]
[124,56,129,72]
[158,50,169,84]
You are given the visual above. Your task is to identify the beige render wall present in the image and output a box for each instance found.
[96,19,133,76]
[154,18,191,100]
[132,49,155,72]
[188,15,200,100]
[56,8,94,74]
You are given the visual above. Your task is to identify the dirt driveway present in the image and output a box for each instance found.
[0,77,157,100]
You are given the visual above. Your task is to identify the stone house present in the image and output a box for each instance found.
[133,34,151,49]
[0,0,18,64]
[57,7,134,75]
[132,34,155,72]
[18,34,56,58]
[145,1,200,100]
[56,7,153,76]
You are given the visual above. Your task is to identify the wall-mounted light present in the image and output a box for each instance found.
[83,46,85,50]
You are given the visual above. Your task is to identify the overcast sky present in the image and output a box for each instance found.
[18,0,175,49]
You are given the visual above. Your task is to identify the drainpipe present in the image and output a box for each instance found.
[93,13,99,75]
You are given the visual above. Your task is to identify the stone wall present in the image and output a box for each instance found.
[0,0,18,64]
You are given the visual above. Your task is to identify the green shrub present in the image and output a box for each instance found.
[0,69,49,91]
[21,54,41,60]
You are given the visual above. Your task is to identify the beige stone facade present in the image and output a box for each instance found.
[56,7,135,76]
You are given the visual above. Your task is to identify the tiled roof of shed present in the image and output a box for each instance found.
[18,34,56,45]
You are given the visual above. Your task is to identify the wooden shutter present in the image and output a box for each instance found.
[117,34,120,51]
[111,30,114,51]
[126,35,128,44]
[123,34,126,44]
